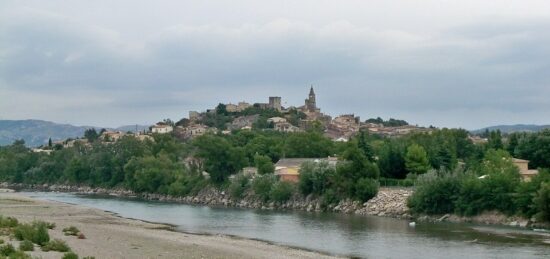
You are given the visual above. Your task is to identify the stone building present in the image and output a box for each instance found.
[268,96,282,111]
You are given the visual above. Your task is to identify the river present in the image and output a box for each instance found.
[25,192,550,258]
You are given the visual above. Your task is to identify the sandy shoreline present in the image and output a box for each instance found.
[0,192,340,259]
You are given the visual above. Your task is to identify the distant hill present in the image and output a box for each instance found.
[471,124,550,135]
[0,120,149,147]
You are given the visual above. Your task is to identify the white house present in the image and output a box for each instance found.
[152,124,173,134]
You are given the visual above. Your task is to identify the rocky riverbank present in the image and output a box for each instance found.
[1,182,413,219]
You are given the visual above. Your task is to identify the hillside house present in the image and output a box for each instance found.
[101,131,125,142]
[512,158,539,181]
[152,124,173,134]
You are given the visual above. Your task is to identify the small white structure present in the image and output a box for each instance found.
[152,124,173,134]
[267,117,287,124]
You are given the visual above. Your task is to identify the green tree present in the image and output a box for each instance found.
[284,132,334,158]
[193,134,246,183]
[254,155,274,174]
[270,181,294,202]
[534,182,550,221]
[357,130,375,161]
[215,103,228,115]
[84,128,99,142]
[298,161,335,195]
[487,130,504,150]
[334,144,379,200]
[405,144,431,175]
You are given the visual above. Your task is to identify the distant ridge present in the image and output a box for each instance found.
[0,120,149,147]
[471,124,550,134]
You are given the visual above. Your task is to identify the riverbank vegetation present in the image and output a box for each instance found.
[0,127,549,221]
[0,214,92,258]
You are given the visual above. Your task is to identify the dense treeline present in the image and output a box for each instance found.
[408,150,550,221]
[407,130,550,221]
[0,127,549,219]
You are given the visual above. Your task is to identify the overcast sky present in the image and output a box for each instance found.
[1,1,549,129]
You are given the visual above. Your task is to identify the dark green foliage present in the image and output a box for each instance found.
[408,171,462,214]
[514,129,550,169]
[534,182,550,222]
[193,134,247,183]
[19,240,34,251]
[269,181,294,202]
[409,150,542,218]
[377,139,407,179]
[254,155,274,175]
[487,130,504,150]
[357,130,375,161]
[42,239,70,252]
[228,175,250,199]
[252,175,276,202]
[124,155,181,194]
[83,128,99,142]
[298,161,335,196]
[333,144,379,200]
[365,117,408,127]
[0,243,16,256]
[62,252,79,259]
[321,188,340,206]
[515,170,550,217]
[354,178,379,202]
[283,132,334,158]
[405,144,431,175]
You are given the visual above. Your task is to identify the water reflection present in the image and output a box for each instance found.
[25,192,550,259]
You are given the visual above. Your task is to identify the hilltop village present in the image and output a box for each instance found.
[152,87,431,141]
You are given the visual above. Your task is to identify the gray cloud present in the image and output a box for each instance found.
[1,3,550,129]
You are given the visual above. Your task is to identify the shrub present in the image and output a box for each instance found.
[298,161,335,196]
[42,239,70,252]
[0,243,16,256]
[534,182,550,222]
[269,181,294,202]
[0,239,4,244]
[515,170,550,217]
[228,174,249,199]
[62,226,80,236]
[481,171,519,214]
[0,216,18,228]
[254,155,274,175]
[62,252,79,259]
[13,222,50,246]
[454,175,485,216]
[408,171,462,214]
[252,175,275,202]
[7,250,31,259]
[354,178,379,202]
[321,188,341,207]
[19,240,34,251]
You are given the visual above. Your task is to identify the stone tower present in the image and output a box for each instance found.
[268,96,282,111]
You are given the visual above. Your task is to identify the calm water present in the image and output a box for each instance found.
[25,192,550,258]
